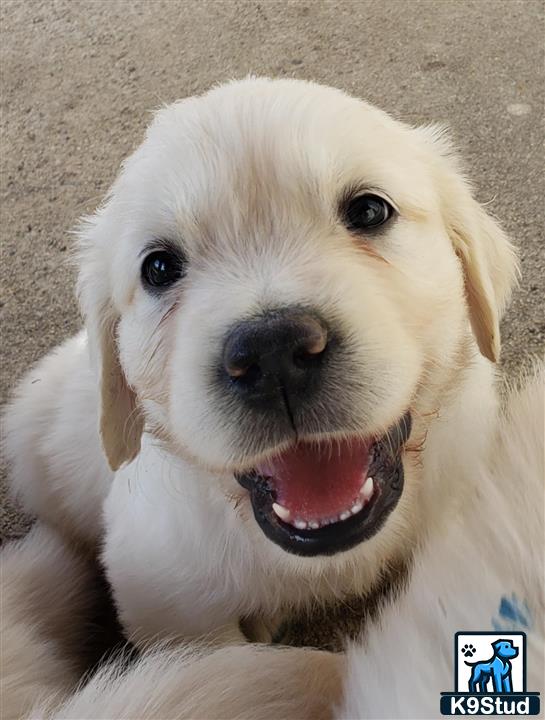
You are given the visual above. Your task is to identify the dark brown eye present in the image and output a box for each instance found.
[343,194,394,231]
[141,250,185,289]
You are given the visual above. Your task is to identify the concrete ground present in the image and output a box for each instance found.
[1,0,543,543]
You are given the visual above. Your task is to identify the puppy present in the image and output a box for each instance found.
[4,77,518,645]
[6,365,543,719]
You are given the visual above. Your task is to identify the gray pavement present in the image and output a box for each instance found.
[1,0,544,540]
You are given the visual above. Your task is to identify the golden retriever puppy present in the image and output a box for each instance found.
[4,78,518,645]
[11,364,543,719]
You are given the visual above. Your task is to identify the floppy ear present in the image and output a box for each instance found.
[448,206,518,363]
[96,312,144,471]
[424,128,520,362]
[76,213,144,472]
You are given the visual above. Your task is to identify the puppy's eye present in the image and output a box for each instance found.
[343,194,394,231]
[141,250,185,289]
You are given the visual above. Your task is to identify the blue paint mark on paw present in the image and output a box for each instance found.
[492,593,532,632]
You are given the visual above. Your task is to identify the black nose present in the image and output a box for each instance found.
[223,309,328,408]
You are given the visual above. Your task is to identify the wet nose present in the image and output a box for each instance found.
[222,309,328,407]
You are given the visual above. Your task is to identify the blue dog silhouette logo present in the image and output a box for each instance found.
[465,638,518,693]
[440,630,541,715]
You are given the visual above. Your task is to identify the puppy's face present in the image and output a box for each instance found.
[80,79,516,559]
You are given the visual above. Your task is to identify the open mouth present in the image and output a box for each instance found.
[235,412,412,556]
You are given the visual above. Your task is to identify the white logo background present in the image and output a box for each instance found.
[456,633,524,693]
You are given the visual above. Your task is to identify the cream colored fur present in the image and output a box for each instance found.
[339,362,545,718]
[0,526,98,719]
[3,78,519,647]
[34,645,345,720]
[2,366,541,719]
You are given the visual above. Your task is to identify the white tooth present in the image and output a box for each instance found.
[272,503,291,522]
[361,476,374,501]
[294,519,308,530]
[339,511,351,521]
[350,501,363,515]
[309,521,319,530]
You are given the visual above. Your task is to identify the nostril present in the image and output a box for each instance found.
[226,363,248,379]
[292,322,328,369]
[304,331,328,357]
[292,344,327,370]
[228,363,261,386]
[223,343,259,380]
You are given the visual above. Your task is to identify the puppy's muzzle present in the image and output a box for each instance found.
[222,308,328,416]
[220,307,412,556]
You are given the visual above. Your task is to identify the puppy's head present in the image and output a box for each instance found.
[78,78,517,559]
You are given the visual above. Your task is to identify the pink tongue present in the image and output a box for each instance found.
[256,438,371,520]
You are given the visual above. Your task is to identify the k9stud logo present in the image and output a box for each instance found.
[440,632,540,715]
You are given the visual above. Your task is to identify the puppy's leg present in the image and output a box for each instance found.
[101,441,253,647]
[0,525,101,718]
[34,644,345,720]
[3,331,112,546]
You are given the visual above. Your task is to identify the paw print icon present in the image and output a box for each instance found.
[462,643,476,657]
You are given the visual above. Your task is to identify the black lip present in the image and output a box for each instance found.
[236,412,412,557]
